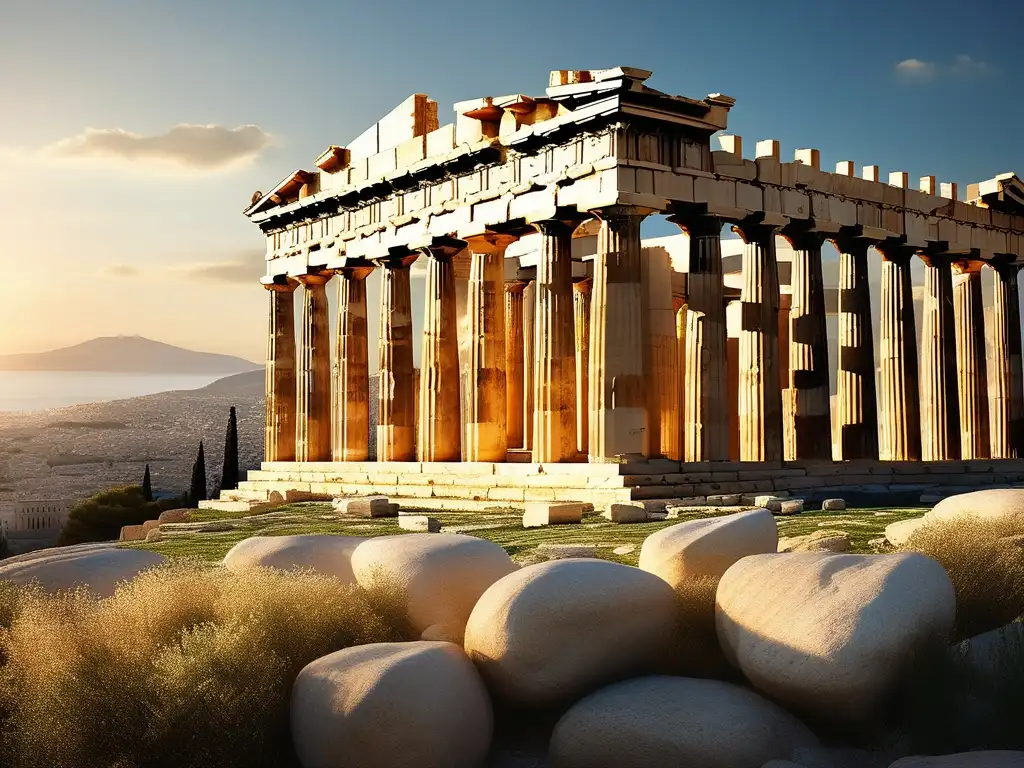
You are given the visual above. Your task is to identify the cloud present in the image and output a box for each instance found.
[170,251,266,284]
[105,264,141,278]
[42,124,271,171]
[950,54,989,77]
[895,58,937,80]
[895,55,991,82]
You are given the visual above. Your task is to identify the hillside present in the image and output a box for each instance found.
[0,336,260,374]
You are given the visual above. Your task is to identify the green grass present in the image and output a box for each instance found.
[127,503,928,566]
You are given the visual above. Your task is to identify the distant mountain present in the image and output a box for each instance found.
[199,369,265,396]
[0,336,261,374]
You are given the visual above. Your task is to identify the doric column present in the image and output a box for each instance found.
[590,207,648,460]
[781,227,832,460]
[332,265,373,462]
[919,253,961,461]
[990,261,1024,458]
[263,278,298,462]
[573,278,592,456]
[295,272,332,462]
[375,254,417,461]
[877,243,921,461]
[464,233,515,462]
[733,221,783,462]
[532,220,577,463]
[504,281,528,451]
[668,214,729,461]
[642,246,679,460]
[522,280,536,450]
[833,234,879,460]
[418,241,463,462]
[952,259,990,459]
[673,297,687,461]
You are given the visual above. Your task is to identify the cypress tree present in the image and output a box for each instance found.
[142,464,153,502]
[188,441,207,506]
[221,406,240,491]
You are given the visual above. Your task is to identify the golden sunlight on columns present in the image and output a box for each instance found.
[522,280,536,451]
[504,281,528,451]
[376,254,417,461]
[332,265,374,462]
[919,253,961,461]
[642,246,679,460]
[464,233,516,462]
[531,220,577,463]
[590,208,649,460]
[733,221,783,462]
[674,297,687,461]
[418,242,463,462]
[990,261,1024,458]
[952,259,989,459]
[833,234,879,460]
[263,278,298,462]
[573,278,592,456]
[876,243,921,461]
[295,272,333,462]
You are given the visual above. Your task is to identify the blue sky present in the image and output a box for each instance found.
[0,0,1019,359]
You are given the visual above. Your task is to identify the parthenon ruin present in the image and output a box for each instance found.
[218,67,1024,511]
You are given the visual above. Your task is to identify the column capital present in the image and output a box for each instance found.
[918,250,958,269]
[529,219,576,238]
[295,271,332,287]
[261,276,299,293]
[731,220,778,245]
[875,239,917,265]
[780,221,827,251]
[504,279,529,295]
[951,258,985,276]
[991,256,1023,278]
[416,235,467,262]
[589,204,652,223]
[573,276,593,294]
[465,232,518,255]
[667,211,721,238]
[335,265,375,281]
[373,251,419,270]
[829,226,874,255]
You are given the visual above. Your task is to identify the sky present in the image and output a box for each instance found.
[0,0,1021,363]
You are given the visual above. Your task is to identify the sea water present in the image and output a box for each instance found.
[0,371,225,412]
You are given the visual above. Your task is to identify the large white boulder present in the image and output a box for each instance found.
[549,676,818,768]
[716,552,956,726]
[350,533,517,643]
[885,517,928,546]
[889,753,1024,767]
[223,535,366,584]
[639,508,778,589]
[464,559,678,707]
[291,641,491,768]
[0,545,166,597]
[927,489,1024,524]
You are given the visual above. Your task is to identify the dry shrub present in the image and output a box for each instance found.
[900,515,1024,640]
[0,561,409,768]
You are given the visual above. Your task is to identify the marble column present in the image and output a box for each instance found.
[590,208,648,460]
[833,235,878,460]
[264,278,298,462]
[504,281,528,451]
[782,229,831,460]
[295,273,332,462]
[532,220,577,463]
[642,246,679,460]
[733,221,782,462]
[990,261,1024,458]
[418,243,463,462]
[573,278,592,456]
[464,233,515,462]
[668,214,728,462]
[952,260,990,459]
[877,244,921,461]
[672,297,687,461]
[376,254,417,461]
[920,253,961,461]
[332,266,373,462]
[522,280,536,451]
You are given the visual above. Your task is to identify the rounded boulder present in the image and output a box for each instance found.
[223,534,366,584]
[464,559,678,707]
[928,489,1024,524]
[889,753,1024,767]
[350,533,517,642]
[0,545,166,597]
[639,508,778,589]
[716,552,955,726]
[549,676,819,768]
[291,641,492,768]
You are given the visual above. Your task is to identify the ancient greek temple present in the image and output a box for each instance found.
[215,67,1024,512]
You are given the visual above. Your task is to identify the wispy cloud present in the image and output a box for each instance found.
[895,54,992,82]
[40,124,271,172]
[171,257,266,285]
[105,264,141,278]
[950,54,989,77]
[895,58,936,80]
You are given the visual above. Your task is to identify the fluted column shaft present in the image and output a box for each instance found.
[991,262,1024,458]
[573,279,592,456]
[504,281,527,451]
[783,230,832,460]
[264,280,298,462]
[878,246,921,461]
[953,260,989,459]
[590,209,648,459]
[464,234,515,462]
[670,215,729,461]
[672,297,687,461]
[734,222,782,462]
[296,273,332,462]
[522,281,536,451]
[834,237,879,460]
[376,255,417,461]
[532,220,577,463]
[920,254,961,461]
[332,266,373,462]
[418,246,462,462]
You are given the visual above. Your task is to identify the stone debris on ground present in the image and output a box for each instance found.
[522,502,584,528]
[398,515,441,533]
[821,498,847,511]
[777,530,852,553]
[707,493,742,506]
[768,499,804,515]
[333,495,398,518]
[602,502,649,524]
